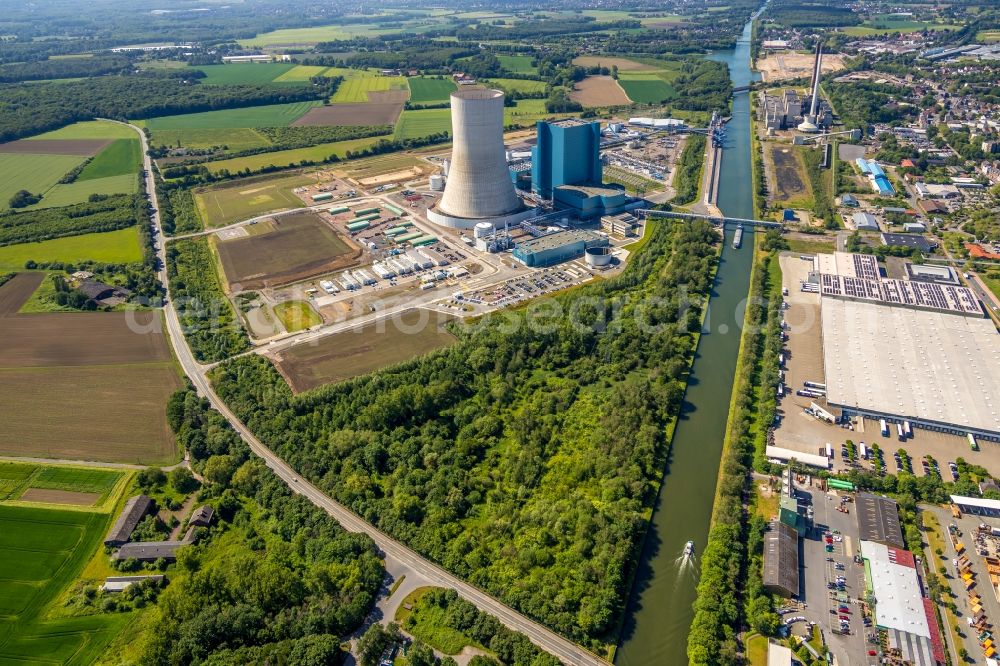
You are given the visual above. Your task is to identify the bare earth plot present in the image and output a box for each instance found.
[0,139,111,156]
[215,211,361,290]
[757,53,846,82]
[18,488,100,506]
[571,56,656,71]
[570,76,631,107]
[0,273,43,316]
[293,102,405,126]
[767,145,811,205]
[272,309,458,393]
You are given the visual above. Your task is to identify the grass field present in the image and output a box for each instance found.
[497,54,537,74]
[193,63,297,85]
[238,19,444,47]
[272,308,457,393]
[28,121,137,141]
[142,101,321,130]
[0,227,143,269]
[0,153,87,211]
[394,108,452,140]
[785,237,836,254]
[0,364,183,465]
[0,504,128,664]
[395,588,481,655]
[77,139,141,181]
[617,75,676,103]
[503,98,554,125]
[149,127,271,152]
[28,174,138,211]
[273,65,329,82]
[572,55,657,71]
[273,300,322,332]
[199,136,382,175]
[330,70,408,104]
[407,76,457,103]
[337,152,427,180]
[978,30,1000,43]
[842,18,959,36]
[484,78,548,94]
[216,211,356,289]
[193,174,315,228]
[0,464,122,504]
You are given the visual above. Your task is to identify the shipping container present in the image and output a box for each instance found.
[394,231,424,243]
[327,206,350,215]
[352,213,381,223]
[354,207,379,217]
[384,203,404,216]
[311,192,334,202]
[346,221,370,232]
[410,235,438,247]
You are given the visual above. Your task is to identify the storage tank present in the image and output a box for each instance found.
[442,159,450,176]
[435,89,523,220]
[584,246,613,267]
[429,174,445,191]
[474,221,494,239]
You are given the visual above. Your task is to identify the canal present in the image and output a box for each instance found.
[615,15,760,666]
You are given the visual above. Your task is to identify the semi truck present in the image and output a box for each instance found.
[880,419,889,437]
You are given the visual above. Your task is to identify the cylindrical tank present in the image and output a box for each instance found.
[442,159,450,176]
[473,221,494,239]
[437,89,523,220]
[585,246,613,267]
[429,174,445,191]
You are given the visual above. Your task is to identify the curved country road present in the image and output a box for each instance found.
[112,120,610,666]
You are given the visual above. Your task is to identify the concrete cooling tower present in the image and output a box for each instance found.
[428,89,534,230]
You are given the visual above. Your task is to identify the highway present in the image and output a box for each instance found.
[119,120,611,666]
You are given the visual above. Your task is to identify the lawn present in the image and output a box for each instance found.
[27,121,136,141]
[497,54,537,74]
[394,108,452,140]
[330,70,407,104]
[746,633,769,666]
[0,227,143,269]
[617,75,676,104]
[28,174,138,210]
[273,300,322,332]
[0,504,129,665]
[141,101,321,130]
[193,174,316,228]
[149,127,272,152]
[407,76,457,103]
[200,136,382,175]
[0,153,87,211]
[193,63,297,85]
[77,139,141,180]
[273,308,457,393]
[484,78,548,94]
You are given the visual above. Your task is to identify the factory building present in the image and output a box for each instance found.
[860,540,946,665]
[762,88,832,131]
[428,89,536,230]
[856,158,896,196]
[530,119,633,219]
[856,493,905,549]
[762,520,800,598]
[512,230,609,268]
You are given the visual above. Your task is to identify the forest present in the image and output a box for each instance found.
[764,1,861,28]
[166,238,250,362]
[0,193,143,247]
[209,219,719,648]
[825,81,918,133]
[672,135,706,205]
[137,388,384,664]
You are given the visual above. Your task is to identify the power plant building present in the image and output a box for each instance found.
[512,230,609,268]
[428,89,536,230]
[531,119,632,219]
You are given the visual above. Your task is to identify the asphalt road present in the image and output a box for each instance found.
[117,120,610,666]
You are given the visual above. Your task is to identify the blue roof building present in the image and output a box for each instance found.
[531,119,602,199]
[856,158,871,174]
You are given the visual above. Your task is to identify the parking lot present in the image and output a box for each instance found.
[461,263,594,307]
[794,482,877,666]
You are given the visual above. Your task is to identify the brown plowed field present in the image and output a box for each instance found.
[0,311,172,367]
[19,488,99,506]
[367,90,410,104]
[572,56,655,71]
[0,273,43,315]
[216,211,361,290]
[570,76,631,107]
[0,139,112,156]
[292,102,405,127]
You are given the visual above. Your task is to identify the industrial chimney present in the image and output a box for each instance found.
[797,44,823,133]
[429,89,528,229]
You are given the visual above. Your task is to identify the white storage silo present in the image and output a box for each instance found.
[473,222,494,239]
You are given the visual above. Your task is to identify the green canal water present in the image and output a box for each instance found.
[615,16,760,666]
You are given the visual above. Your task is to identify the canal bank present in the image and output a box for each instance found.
[615,16,760,666]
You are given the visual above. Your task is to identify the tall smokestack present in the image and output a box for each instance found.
[435,89,523,221]
[808,43,823,119]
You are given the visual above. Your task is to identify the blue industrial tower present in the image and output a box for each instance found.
[531,119,602,199]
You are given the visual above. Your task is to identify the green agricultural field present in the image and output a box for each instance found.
[0,227,143,269]
[273,300,322,332]
[617,76,676,104]
[407,76,457,103]
[0,504,128,664]
[238,18,446,47]
[28,174,138,211]
[141,101,321,130]
[193,63,297,85]
[193,174,316,228]
[200,136,382,175]
[149,128,271,153]
[0,464,122,504]
[978,30,1000,43]
[0,154,87,211]
[273,65,329,82]
[330,70,408,104]
[497,54,537,74]
[27,121,136,141]
[504,98,554,125]
[77,139,141,180]
[484,78,548,94]
[842,19,960,36]
[394,108,452,140]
